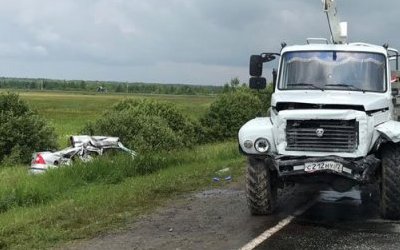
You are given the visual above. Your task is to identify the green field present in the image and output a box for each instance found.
[17,91,215,147]
[0,90,243,249]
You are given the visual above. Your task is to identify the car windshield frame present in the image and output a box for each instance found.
[277,50,388,93]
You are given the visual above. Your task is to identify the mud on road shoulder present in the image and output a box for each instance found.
[63,180,318,250]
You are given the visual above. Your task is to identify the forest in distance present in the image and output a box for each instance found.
[0,76,243,95]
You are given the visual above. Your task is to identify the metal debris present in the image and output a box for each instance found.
[29,136,136,174]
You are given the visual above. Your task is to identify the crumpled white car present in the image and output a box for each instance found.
[30,136,136,174]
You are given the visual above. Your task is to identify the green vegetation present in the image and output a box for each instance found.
[0,83,272,248]
[0,90,247,249]
[18,91,215,147]
[200,85,274,141]
[0,143,243,249]
[0,93,57,164]
[201,89,262,141]
[0,77,224,95]
[83,99,199,152]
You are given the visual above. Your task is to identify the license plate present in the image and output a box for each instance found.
[304,161,343,173]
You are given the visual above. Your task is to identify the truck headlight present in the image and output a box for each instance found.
[254,138,270,153]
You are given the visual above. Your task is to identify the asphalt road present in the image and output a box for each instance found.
[256,189,400,250]
[65,181,400,250]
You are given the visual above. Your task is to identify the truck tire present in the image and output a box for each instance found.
[380,143,400,219]
[246,157,277,215]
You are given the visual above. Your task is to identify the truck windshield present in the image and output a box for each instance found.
[279,51,386,92]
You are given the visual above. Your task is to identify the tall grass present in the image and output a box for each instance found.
[0,142,239,214]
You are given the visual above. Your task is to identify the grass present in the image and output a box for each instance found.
[17,91,215,147]
[0,143,243,249]
[0,90,245,249]
[0,143,237,213]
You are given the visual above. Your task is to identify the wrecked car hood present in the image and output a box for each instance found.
[30,135,136,174]
[272,91,390,111]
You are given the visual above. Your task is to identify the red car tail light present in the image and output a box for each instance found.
[34,154,46,165]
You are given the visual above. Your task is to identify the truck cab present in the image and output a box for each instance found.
[238,41,400,219]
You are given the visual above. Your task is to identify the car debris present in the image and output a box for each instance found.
[216,168,230,174]
[29,135,136,174]
[213,167,232,182]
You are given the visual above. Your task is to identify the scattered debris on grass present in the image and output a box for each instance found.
[212,167,233,182]
[217,167,230,174]
[213,177,221,182]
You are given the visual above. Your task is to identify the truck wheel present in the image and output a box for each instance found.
[246,157,277,215]
[380,144,400,219]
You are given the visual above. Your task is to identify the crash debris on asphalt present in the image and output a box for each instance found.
[29,136,136,174]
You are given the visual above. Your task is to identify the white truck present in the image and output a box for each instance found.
[238,0,400,219]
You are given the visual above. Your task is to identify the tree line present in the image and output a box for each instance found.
[0,77,228,95]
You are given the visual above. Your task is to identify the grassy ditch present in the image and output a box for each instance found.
[0,142,244,249]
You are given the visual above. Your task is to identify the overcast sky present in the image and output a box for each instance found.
[0,0,398,85]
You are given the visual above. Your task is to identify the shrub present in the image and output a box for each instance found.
[82,99,197,152]
[200,89,263,141]
[0,93,57,164]
[111,99,194,138]
[254,84,274,116]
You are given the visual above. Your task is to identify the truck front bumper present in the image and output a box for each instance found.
[275,154,380,184]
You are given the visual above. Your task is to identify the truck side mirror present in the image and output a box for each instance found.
[250,55,263,77]
[272,68,277,90]
[249,77,266,90]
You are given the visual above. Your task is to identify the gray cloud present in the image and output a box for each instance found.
[0,0,397,85]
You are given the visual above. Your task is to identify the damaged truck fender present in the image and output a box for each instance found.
[238,117,277,155]
[376,120,400,143]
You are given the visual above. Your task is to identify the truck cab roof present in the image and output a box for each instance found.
[281,42,388,55]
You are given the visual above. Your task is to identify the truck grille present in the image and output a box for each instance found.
[286,119,358,152]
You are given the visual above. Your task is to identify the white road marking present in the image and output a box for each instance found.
[239,215,295,250]
[239,199,317,250]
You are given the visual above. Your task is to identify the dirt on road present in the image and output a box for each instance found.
[64,178,400,250]
[64,180,317,250]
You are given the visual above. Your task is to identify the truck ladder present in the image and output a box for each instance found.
[323,0,347,44]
